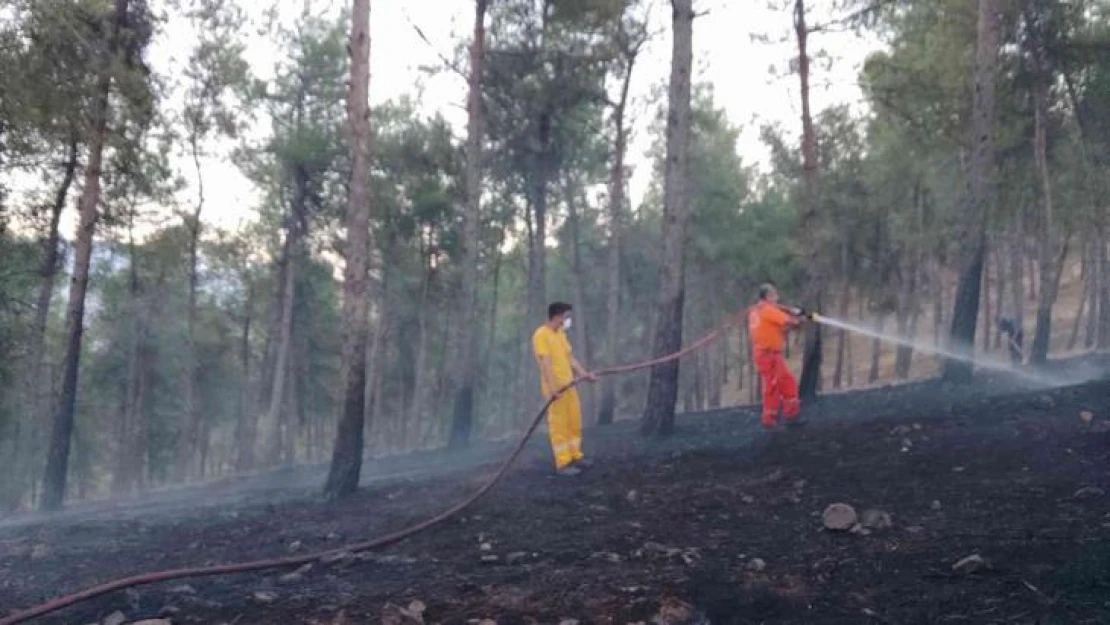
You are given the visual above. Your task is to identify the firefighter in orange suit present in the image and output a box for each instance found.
[748,284,807,429]
[533,301,597,476]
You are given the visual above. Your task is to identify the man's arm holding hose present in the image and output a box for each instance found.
[572,356,598,382]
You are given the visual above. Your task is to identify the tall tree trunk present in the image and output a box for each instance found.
[564,181,595,422]
[641,0,693,437]
[234,282,254,473]
[1068,240,1089,350]
[942,0,999,383]
[794,0,823,401]
[17,137,78,507]
[832,284,849,390]
[1010,218,1025,338]
[325,0,372,498]
[180,133,205,481]
[994,238,1007,349]
[1028,8,1065,367]
[113,225,150,495]
[447,0,487,448]
[1086,239,1101,348]
[1098,238,1110,349]
[980,250,992,351]
[409,258,432,446]
[869,313,884,384]
[40,0,130,511]
[260,226,297,468]
[895,270,919,380]
[599,35,638,427]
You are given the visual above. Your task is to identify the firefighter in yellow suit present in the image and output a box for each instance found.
[533,301,597,476]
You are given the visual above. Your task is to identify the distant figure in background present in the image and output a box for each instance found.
[748,283,807,430]
[997,316,1024,365]
[533,302,597,476]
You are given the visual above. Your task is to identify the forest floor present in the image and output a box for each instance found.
[3,356,1110,625]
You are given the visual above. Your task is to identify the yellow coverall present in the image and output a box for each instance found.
[532,324,583,470]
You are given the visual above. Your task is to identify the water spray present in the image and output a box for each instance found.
[805,312,1063,387]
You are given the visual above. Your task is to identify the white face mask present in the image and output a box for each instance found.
[563,317,573,330]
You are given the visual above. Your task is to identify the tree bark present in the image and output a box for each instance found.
[942,0,999,383]
[599,29,639,427]
[1068,240,1089,350]
[17,137,78,506]
[641,0,693,438]
[447,0,487,448]
[40,0,130,511]
[1098,238,1110,349]
[980,249,992,351]
[869,313,884,384]
[180,132,205,481]
[832,284,849,390]
[794,0,823,401]
[260,223,297,468]
[1027,6,1066,367]
[234,282,254,473]
[325,0,372,498]
[564,181,595,422]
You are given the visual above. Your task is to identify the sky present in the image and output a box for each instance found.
[34,0,883,237]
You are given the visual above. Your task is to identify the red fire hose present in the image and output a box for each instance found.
[1,314,740,625]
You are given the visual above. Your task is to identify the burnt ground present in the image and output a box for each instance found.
[2,357,1110,625]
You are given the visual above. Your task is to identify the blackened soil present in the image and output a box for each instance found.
[3,364,1109,625]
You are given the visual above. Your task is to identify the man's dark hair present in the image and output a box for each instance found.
[548,301,573,319]
[758,283,776,300]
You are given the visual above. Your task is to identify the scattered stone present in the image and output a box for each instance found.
[480,554,499,564]
[157,604,181,617]
[30,544,49,560]
[381,601,426,625]
[741,495,755,505]
[479,542,492,552]
[326,532,341,541]
[913,423,922,430]
[850,524,872,536]
[169,584,196,596]
[1074,486,1105,500]
[559,619,580,625]
[102,611,127,625]
[505,551,528,565]
[651,598,694,625]
[591,551,623,563]
[130,620,172,625]
[1080,411,1094,424]
[822,503,858,531]
[952,554,989,574]
[252,591,278,604]
[860,509,893,531]
[952,466,965,472]
[931,500,942,511]
[905,525,926,535]
[793,479,807,490]
[1036,395,1056,409]
[746,558,766,572]
[288,540,303,553]
[626,490,639,503]
[279,563,314,584]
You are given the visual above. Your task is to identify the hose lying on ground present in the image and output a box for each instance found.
[1,314,739,625]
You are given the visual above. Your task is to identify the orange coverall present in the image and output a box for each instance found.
[748,301,800,428]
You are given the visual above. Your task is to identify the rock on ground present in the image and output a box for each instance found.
[822,503,858,531]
